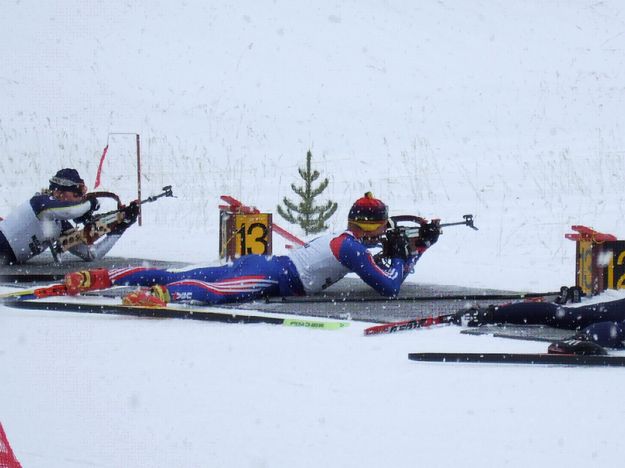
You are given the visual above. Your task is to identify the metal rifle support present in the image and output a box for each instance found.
[133,185,174,228]
[439,214,478,231]
[31,235,62,264]
[48,242,61,263]
[139,185,174,205]
[52,186,175,254]
[93,186,175,219]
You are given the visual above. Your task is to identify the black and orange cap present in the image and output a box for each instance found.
[348,192,388,222]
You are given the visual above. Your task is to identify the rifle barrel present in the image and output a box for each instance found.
[139,186,174,205]
[440,216,478,230]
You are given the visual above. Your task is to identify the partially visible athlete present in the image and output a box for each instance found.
[0,168,136,264]
[457,289,625,349]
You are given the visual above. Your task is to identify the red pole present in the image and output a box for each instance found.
[0,422,22,468]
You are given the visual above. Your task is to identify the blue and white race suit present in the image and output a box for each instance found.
[109,230,424,304]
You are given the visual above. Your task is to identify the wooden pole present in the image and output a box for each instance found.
[136,134,142,226]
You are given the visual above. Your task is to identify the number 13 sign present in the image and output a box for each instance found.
[234,213,272,256]
[219,211,273,260]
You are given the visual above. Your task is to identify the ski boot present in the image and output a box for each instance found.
[122,285,170,308]
[64,268,112,295]
[547,338,607,356]
[554,285,584,305]
[568,286,584,303]
[452,304,497,327]
[554,286,569,305]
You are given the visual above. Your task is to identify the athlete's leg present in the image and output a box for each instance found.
[112,256,287,304]
[463,302,597,329]
[477,298,625,331]
[487,302,569,327]
[575,320,625,348]
[165,255,284,303]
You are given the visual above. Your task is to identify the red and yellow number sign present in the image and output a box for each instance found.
[606,242,625,290]
[577,240,593,295]
[233,213,272,257]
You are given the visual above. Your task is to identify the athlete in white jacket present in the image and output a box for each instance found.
[0,168,134,264]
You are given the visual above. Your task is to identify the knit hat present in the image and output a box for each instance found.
[348,192,388,222]
[49,168,85,194]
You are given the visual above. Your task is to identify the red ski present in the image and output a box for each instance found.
[364,313,454,336]
[0,283,68,302]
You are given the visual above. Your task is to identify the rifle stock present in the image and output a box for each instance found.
[55,211,124,252]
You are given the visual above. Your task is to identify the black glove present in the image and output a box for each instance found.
[88,196,100,212]
[384,229,411,260]
[418,222,441,248]
[122,201,140,225]
[74,195,100,224]
[109,201,140,235]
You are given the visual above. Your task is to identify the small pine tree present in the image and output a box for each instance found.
[277,150,338,235]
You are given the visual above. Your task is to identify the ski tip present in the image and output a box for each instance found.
[0,291,37,302]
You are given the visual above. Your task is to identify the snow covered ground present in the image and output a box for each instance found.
[2,0,625,466]
[2,295,625,468]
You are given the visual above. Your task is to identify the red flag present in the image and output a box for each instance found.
[94,144,109,189]
[0,422,22,468]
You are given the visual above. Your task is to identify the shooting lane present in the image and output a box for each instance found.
[216,198,523,323]
[1,198,541,324]
[218,277,537,323]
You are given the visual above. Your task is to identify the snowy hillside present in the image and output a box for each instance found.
[2,0,625,289]
[2,2,625,466]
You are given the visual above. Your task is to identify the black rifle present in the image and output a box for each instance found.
[378,213,478,261]
[389,214,478,232]
[54,185,174,253]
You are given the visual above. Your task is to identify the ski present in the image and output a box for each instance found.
[282,318,348,330]
[0,283,134,302]
[4,299,350,330]
[0,283,68,301]
[407,352,625,366]
[460,325,573,343]
[267,291,558,304]
[364,313,455,336]
[0,272,64,282]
